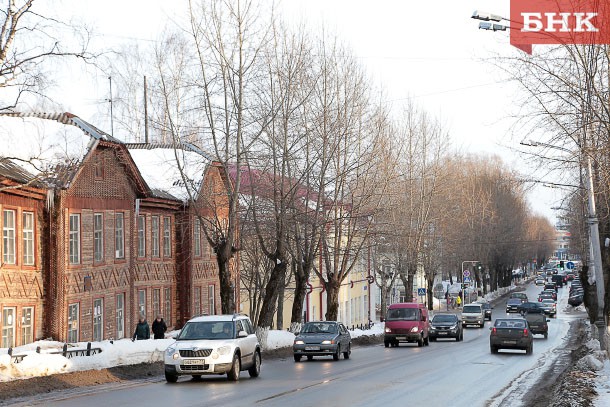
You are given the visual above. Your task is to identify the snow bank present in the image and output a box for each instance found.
[265,330,295,350]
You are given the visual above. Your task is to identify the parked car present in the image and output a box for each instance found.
[429,314,463,341]
[506,298,522,313]
[480,302,493,320]
[568,293,584,307]
[384,303,430,347]
[539,299,557,317]
[525,312,550,339]
[509,292,529,303]
[518,301,544,315]
[293,321,352,361]
[489,318,533,355]
[164,314,261,383]
[461,303,486,328]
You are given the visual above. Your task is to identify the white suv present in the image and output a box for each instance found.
[164,314,261,382]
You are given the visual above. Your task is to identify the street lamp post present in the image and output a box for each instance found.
[461,261,480,305]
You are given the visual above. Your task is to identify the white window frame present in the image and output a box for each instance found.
[2,209,16,264]
[164,288,171,325]
[151,216,159,257]
[137,215,146,257]
[67,303,79,343]
[152,288,161,318]
[115,213,124,259]
[193,218,201,257]
[69,214,81,264]
[22,212,34,266]
[21,306,34,345]
[94,213,104,262]
[93,298,103,342]
[1,307,16,348]
[163,217,171,257]
[138,289,146,317]
[116,293,124,339]
[208,285,215,315]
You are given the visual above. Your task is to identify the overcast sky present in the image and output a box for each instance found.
[48,0,564,222]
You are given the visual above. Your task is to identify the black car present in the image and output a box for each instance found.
[490,318,533,355]
[481,303,493,320]
[568,294,584,307]
[293,321,352,361]
[429,314,463,341]
[518,302,544,315]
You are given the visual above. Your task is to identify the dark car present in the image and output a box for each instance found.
[540,299,557,317]
[509,292,529,303]
[506,298,522,313]
[525,312,550,339]
[568,294,584,307]
[551,274,565,287]
[429,314,463,341]
[293,321,351,362]
[540,289,557,301]
[490,318,533,355]
[518,301,544,315]
[544,282,558,293]
[566,273,576,281]
[480,303,493,320]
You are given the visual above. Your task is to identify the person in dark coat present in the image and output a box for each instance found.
[132,314,150,341]
[152,314,167,339]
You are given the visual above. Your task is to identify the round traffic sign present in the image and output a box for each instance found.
[463,270,470,277]
[566,261,575,270]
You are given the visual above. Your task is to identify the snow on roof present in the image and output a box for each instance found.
[126,143,212,202]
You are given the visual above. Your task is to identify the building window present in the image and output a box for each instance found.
[69,214,81,264]
[116,293,124,339]
[94,156,104,179]
[21,307,34,345]
[115,213,124,259]
[194,287,201,316]
[94,213,104,262]
[67,303,79,343]
[163,217,171,257]
[152,288,161,318]
[194,218,201,257]
[1,307,15,348]
[2,209,16,265]
[138,289,146,317]
[208,285,215,315]
[22,212,34,266]
[164,288,171,325]
[151,216,159,258]
[93,298,103,342]
[137,215,146,257]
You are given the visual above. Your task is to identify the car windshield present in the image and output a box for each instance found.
[462,305,481,313]
[432,315,457,323]
[495,320,526,328]
[507,299,521,304]
[301,322,337,334]
[387,308,418,321]
[177,321,234,340]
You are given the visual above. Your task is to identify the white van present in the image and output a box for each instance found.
[461,303,485,328]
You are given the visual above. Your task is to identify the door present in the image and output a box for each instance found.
[116,294,124,339]
[2,307,16,348]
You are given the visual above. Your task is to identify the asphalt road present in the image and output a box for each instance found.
[16,278,585,407]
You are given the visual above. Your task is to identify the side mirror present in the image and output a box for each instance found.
[237,330,248,338]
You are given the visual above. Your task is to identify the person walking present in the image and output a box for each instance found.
[152,314,167,339]
[132,314,150,341]
[456,294,462,308]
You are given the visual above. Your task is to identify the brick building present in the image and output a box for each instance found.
[0,113,231,345]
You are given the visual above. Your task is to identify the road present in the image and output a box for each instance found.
[14,278,585,407]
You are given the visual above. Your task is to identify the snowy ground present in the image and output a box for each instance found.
[0,323,384,382]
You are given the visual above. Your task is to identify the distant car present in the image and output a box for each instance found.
[568,294,584,307]
[518,302,544,315]
[566,273,576,281]
[293,321,352,361]
[538,293,555,302]
[509,292,529,303]
[540,299,557,317]
[429,314,463,341]
[480,302,493,320]
[535,278,546,286]
[525,312,550,339]
[544,282,558,292]
[540,289,557,301]
[490,318,533,355]
[461,304,486,328]
[164,314,261,383]
[506,298,522,313]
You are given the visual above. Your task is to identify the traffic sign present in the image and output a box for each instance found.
[463,270,471,277]
[566,261,575,270]
[464,277,471,283]
[417,288,426,296]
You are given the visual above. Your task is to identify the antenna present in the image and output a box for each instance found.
[108,76,114,137]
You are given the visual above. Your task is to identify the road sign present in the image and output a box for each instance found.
[566,261,575,270]
[464,276,471,283]
[463,270,470,277]
[417,288,426,296]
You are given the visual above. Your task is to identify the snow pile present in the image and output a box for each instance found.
[349,323,384,339]
[265,330,295,350]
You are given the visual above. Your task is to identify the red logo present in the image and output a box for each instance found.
[511,0,610,53]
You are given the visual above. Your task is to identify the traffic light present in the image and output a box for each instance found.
[559,261,564,270]
[477,263,482,271]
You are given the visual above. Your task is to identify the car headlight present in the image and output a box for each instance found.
[411,326,419,333]
[321,340,335,345]
[217,345,231,356]
[166,345,176,356]
[449,324,457,330]
[385,327,391,333]
[430,326,436,331]
[294,340,304,345]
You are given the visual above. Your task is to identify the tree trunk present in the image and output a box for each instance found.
[216,240,235,314]
[325,278,340,321]
[426,277,434,310]
[380,282,388,319]
[406,271,415,302]
[276,267,286,330]
[258,260,287,328]
[290,261,310,332]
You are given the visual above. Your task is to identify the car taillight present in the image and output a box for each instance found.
[491,327,497,335]
[523,328,529,337]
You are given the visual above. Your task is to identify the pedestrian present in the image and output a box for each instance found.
[152,314,167,339]
[456,295,462,308]
[132,314,150,341]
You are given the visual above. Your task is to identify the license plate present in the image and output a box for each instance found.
[438,332,448,335]
[503,340,516,345]
[183,359,204,365]
[305,346,320,351]
[396,336,406,340]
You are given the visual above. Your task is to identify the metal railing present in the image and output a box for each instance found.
[7,342,102,364]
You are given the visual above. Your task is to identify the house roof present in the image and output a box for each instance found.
[126,143,213,202]
[0,158,42,187]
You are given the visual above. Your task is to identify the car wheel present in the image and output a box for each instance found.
[293,354,302,362]
[343,344,351,359]
[424,336,429,346]
[480,323,484,328]
[333,345,341,361]
[490,346,498,354]
[307,355,314,361]
[417,336,424,347]
[526,345,533,355]
[384,341,390,348]
[544,332,548,339]
[165,371,178,383]
[227,353,240,381]
[248,351,261,378]
[430,337,436,342]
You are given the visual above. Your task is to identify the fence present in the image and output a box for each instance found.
[7,342,102,364]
